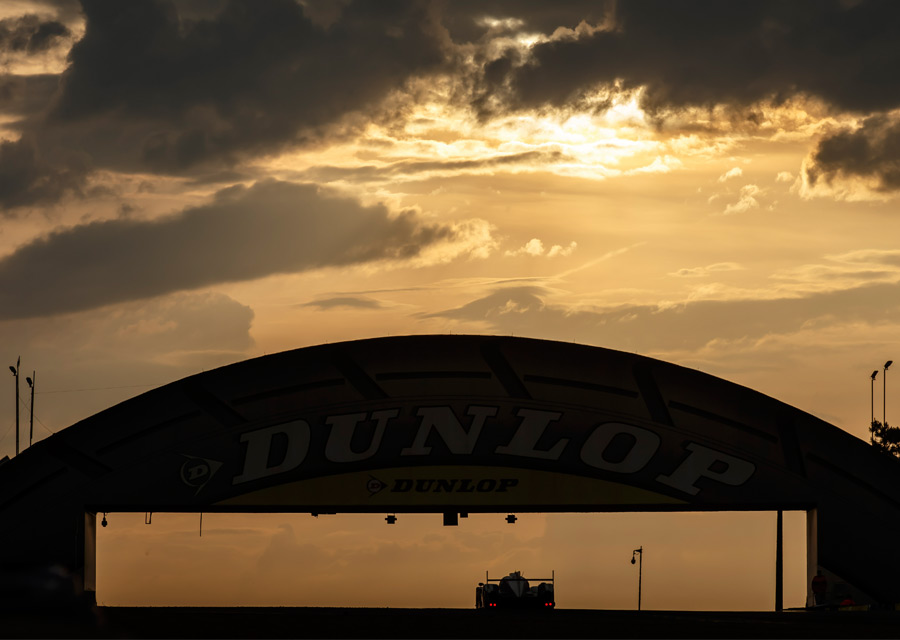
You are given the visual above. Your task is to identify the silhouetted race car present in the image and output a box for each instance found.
[475,570,555,609]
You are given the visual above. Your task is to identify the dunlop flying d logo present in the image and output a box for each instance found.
[179,454,224,495]
[366,475,387,496]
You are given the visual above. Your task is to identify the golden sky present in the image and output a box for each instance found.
[1,0,899,609]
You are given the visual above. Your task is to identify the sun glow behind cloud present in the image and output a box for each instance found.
[260,80,865,208]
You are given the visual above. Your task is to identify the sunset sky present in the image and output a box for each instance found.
[1,0,899,610]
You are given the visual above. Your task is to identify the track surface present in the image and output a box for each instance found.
[5,607,900,638]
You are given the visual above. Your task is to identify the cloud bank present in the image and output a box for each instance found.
[472,0,900,115]
[429,281,900,352]
[805,114,900,193]
[0,180,487,319]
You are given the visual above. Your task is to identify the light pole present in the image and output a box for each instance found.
[8,357,19,456]
[872,370,879,442]
[885,360,894,427]
[26,372,35,448]
[631,546,643,611]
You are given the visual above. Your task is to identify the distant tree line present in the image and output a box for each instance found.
[870,420,900,458]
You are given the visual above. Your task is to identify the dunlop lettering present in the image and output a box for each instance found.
[495,408,568,460]
[233,421,310,485]
[401,405,498,456]
[580,422,660,473]
[656,442,756,496]
[390,477,519,493]
[325,409,398,463]
[230,404,757,497]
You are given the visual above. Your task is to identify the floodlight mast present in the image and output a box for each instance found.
[26,372,35,448]
[872,370,879,442]
[8,357,19,456]
[885,361,893,427]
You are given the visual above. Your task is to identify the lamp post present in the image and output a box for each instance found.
[26,372,35,448]
[871,370,879,442]
[631,546,643,611]
[8,357,19,456]
[885,360,893,427]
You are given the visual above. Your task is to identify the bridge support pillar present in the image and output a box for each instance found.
[806,508,817,608]
[83,511,97,603]
[775,510,783,611]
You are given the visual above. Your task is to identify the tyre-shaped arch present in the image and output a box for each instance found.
[1,336,897,604]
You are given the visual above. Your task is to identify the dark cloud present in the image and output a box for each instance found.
[186,169,257,186]
[471,0,900,116]
[0,0,452,209]
[387,149,566,174]
[302,296,383,310]
[0,136,90,210]
[29,0,85,25]
[10,0,899,211]
[439,0,613,43]
[805,115,900,192]
[429,282,900,351]
[300,149,567,183]
[45,0,448,172]
[0,14,70,54]
[0,180,462,319]
[0,74,61,117]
